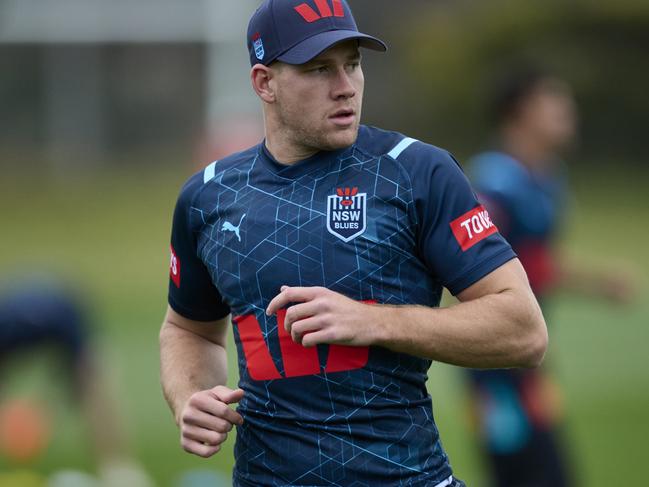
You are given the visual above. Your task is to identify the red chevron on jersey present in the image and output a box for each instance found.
[233,300,375,381]
[450,205,499,251]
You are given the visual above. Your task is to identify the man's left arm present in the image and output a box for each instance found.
[267,258,547,369]
[375,258,546,368]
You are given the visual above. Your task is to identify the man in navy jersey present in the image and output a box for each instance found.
[159,1,548,486]
[466,68,632,487]
[465,70,576,487]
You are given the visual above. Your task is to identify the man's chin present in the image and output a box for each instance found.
[323,125,359,150]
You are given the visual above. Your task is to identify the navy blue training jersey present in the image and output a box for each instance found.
[168,125,515,486]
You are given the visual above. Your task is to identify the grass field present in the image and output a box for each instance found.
[0,162,647,486]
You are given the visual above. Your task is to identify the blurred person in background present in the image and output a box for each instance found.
[0,276,152,486]
[465,67,633,487]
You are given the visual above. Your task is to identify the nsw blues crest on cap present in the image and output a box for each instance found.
[252,32,265,61]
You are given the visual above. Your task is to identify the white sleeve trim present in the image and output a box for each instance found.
[435,476,455,487]
[387,137,418,160]
[203,161,218,183]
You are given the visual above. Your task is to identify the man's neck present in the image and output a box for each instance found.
[501,126,553,170]
[265,133,319,166]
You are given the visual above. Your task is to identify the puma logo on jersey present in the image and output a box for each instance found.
[450,205,498,251]
[222,213,246,242]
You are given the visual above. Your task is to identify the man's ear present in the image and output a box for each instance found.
[251,64,277,103]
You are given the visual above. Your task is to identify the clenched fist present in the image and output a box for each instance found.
[178,385,244,458]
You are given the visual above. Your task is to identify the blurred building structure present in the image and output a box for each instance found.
[0,0,261,172]
[2,0,648,173]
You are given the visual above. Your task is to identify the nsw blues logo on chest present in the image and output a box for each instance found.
[326,187,367,242]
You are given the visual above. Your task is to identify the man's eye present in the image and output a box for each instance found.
[345,62,361,72]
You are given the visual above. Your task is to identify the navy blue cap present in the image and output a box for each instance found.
[247,0,387,66]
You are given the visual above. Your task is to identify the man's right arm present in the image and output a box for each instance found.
[159,305,243,458]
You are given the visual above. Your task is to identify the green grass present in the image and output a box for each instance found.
[0,162,647,486]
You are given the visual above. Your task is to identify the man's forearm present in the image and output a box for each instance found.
[372,287,547,369]
[159,321,228,423]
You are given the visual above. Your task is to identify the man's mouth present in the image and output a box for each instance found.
[329,109,356,126]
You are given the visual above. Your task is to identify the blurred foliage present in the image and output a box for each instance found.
[2,1,647,168]
[393,0,649,161]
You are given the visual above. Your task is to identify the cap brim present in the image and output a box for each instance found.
[276,30,387,65]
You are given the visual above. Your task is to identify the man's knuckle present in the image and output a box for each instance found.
[197,448,211,458]
[325,328,339,341]
[226,412,241,424]
[317,312,331,326]
[214,419,231,432]
[210,386,224,397]
[312,298,325,313]
[181,437,192,450]
[214,402,229,417]
[188,393,204,407]
[285,307,296,323]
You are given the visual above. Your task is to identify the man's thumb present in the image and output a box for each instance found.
[211,386,244,404]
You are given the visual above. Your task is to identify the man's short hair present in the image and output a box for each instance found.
[490,66,563,124]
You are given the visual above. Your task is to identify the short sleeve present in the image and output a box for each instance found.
[411,147,516,295]
[168,174,231,321]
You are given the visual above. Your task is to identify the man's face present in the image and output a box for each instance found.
[520,82,578,152]
[270,40,365,153]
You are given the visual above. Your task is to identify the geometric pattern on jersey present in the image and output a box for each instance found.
[169,126,515,486]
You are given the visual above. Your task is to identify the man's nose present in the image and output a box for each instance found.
[331,68,356,99]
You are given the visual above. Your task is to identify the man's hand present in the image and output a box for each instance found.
[266,285,378,348]
[178,385,244,458]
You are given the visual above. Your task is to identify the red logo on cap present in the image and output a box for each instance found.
[294,0,344,23]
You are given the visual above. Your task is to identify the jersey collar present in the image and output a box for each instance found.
[258,141,352,179]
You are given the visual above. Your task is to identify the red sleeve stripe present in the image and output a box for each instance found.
[170,245,181,288]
